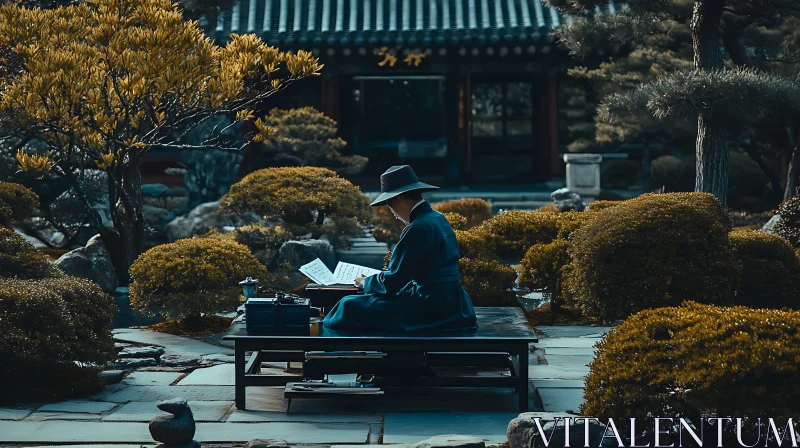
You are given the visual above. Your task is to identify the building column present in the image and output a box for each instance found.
[321,74,340,122]
[547,75,562,179]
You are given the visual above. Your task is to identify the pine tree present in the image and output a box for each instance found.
[547,0,800,208]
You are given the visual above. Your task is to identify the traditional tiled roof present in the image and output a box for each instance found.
[210,0,620,47]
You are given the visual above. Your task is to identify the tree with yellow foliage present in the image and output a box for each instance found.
[0,0,322,282]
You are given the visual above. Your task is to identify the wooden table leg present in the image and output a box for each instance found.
[235,343,246,409]
[517,344,529,411]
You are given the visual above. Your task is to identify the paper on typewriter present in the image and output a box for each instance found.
[299,258,381,286]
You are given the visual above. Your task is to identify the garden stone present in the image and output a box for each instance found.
[413,435,484,448]
[279,239,336,270]
[246,439,289,448]
[149,399,195,446]
[119,346,165,359]
[550,188,585,212]
[156,442,200,448]
[507,413,613,448]
[164,201,263,242]
[110,358,158,369]
[142,184,170,198]
[165,186,189,197]
[55,234,117,293]
[99,370,125,385]
[763,214,782,233]
[144,205,169,227]
[13,228,46,248]
[160,354,201,367]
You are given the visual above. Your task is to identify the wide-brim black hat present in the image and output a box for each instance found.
[370,165,439,206]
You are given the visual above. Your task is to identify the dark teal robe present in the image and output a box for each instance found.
[323,201,478,333]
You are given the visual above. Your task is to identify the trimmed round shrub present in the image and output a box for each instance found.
[582,302,800,445]
[0,181,39,227]
[458,258,518,306]
[442,212,468,231]
[519,239,571,309]
[0,226,59,279]
[565,192,737,321]
[0,276,115,404]
[729,230,800,308]
[600,159,641,189]
[534,203,560,214]
[454,228,494,260]
[220,167,372,244]
[431,198,492,228]
[651,155,689,192]
[371,204,406,245]
[478,210,559,260]
[130,238,268,321]
[231,224,293,268]
[775,189,800,248]
[586,199,622,211]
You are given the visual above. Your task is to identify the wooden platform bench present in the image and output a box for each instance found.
[222,307,538,411]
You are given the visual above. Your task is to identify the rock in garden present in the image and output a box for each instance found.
[13,228,47,248]
[245,439,289,448]
[142,183,170,198]
[508,413,612,448]
[278,239,336,270]
[55,234,118,293]
[164,201,263,242]
[144,204,170,227]
[550,188,585,212]
[160,354,201,367]
[110,357,159,369]
[413,435,484,448]
[149,398,196,445]
[763,214,782,233]
[98,370,125,385]
[118,346,165,359]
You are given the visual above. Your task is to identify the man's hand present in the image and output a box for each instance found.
[354,274,367,288]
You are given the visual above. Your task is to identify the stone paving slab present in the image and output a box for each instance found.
[535,326,613,338]
[528,364,590,380]
[24,412,103,421]
[383,412,518,444]
[0,421,370,444]
[95,385,235,402]
[102,401,233,422]
[0,408,32,420]
[177,363,288,386]
[112,328,233,357]
[537,388,585,413]
[38,400,118,414]
[25,445,155,448]
[534,337,602,348]
[542,347,597,356]
[226,409,382,423]
[532,379,585,388]
[122,371,184,386]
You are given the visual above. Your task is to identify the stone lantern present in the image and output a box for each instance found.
[562,153,602,198]
[239,277,259,300]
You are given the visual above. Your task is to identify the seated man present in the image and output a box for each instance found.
[323,165,478,333]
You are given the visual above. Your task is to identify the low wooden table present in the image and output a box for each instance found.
[223,307,538,411]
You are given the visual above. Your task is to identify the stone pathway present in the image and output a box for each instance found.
[0,324,613,445]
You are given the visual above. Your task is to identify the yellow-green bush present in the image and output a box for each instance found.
[454,228,494,260]
[479,210,559,260]
[231,224,293,267]
[220,167,372,245]
[442,212,468,231]
[130,238,268,321]
[582,302,800,445]
[0,226,59,279]
[431,198,492,228]
[586,199,621,211]
[534,203,560,214]
[729,230,800,309]
[0,181,39,227]
[0,232,115,405]
[519,239,571,308]
[565,193,737,321]
[458,258,518,306]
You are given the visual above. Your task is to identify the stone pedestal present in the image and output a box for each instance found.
[563,153,602,197]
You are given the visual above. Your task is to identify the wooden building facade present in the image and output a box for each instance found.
[146,0,617,188]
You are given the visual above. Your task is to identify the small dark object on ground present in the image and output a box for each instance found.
[149,398,196,446]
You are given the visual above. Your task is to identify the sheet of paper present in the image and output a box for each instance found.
[332,262,382,285]
[299,258,338,286]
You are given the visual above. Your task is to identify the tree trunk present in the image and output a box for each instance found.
[785,140,800,201]
[104,161,146,285]
[691,0,729,208]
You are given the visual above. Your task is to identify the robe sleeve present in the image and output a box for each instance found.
[363,223,429,296]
